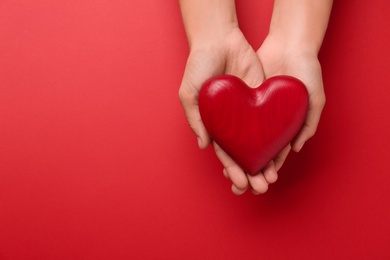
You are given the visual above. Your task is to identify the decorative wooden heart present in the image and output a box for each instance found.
[199,75,308,175]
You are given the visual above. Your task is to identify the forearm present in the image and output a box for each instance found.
[179,0,238,49]
[269,0,333,55]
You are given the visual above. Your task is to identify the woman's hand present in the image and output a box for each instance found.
[179,26,276,195]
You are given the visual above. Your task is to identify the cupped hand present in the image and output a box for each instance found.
[257,34,326,154]
[179,27,279,195]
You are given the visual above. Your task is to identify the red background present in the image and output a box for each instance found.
[1,0,390,259]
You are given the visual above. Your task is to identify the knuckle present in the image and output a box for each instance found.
[305,125,317,139]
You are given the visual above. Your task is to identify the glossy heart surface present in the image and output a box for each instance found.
[199,75,309,175]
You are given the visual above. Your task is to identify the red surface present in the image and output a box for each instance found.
[199,75,308,175]
[1,0,390,259]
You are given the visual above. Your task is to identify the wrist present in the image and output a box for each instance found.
[266,32,320,57]
[180,0,238,51]
[268,0,333,55]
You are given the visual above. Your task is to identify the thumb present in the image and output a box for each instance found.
[179,84,211,149]
[178,51,224,149]
[292,93,325,152]
[226,48,265,88]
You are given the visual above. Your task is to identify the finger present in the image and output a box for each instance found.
[262,161,278,184]
[223,169,247,195]
[223,168,229,178]
[232,184,248,196]
[224,169,247,195]
[247,173,269,195]
[292,95,325,152]
[274,144,291,171]
[213,142,249,190]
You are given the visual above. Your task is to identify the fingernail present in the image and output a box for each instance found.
[197,137,202,148]
[297,142,304,152]
[223,169,229,178]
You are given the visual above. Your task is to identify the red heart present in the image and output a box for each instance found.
[199,75,309,175]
